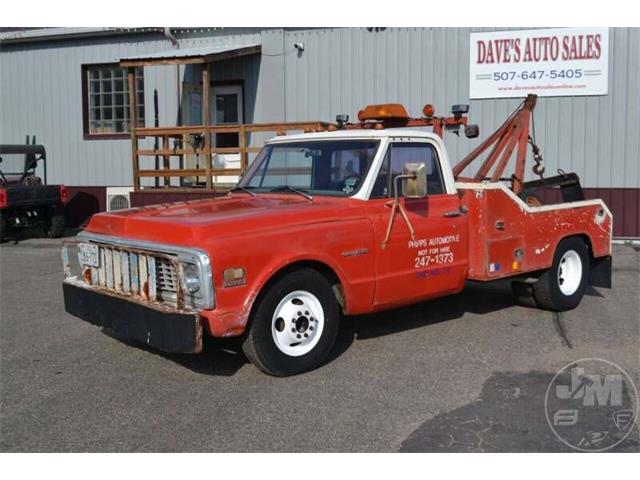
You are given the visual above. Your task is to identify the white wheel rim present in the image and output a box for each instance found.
[271,290,325,357]
[557,250,582,296]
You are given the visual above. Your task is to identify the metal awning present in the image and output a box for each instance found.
[120,43,261,67]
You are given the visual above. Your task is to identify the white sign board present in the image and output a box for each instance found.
[469,28,609,99]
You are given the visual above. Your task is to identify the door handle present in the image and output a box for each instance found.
[443,211,462,218]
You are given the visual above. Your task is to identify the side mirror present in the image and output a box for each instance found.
[402,162,427,198]
[465,124,480,139]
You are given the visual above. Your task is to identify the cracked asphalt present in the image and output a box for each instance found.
[1,235,638,452]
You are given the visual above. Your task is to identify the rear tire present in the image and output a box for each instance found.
[46,211,65,238]
[242,269,340,376]
[0,212,8,242]
[511,281,537,308]
[533,237,589,311]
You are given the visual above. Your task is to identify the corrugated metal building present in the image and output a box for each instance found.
[1,27,638,236]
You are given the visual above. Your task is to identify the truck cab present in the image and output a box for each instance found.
[238,128,470,307]
[62,99,612,376]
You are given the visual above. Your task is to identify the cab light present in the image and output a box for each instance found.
[423,103,435,118]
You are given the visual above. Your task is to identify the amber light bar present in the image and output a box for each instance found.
[357,103,410,122]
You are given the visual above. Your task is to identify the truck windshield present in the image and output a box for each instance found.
[238,140,380,197]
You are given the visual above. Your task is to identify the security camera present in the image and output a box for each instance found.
[294,42,305,52]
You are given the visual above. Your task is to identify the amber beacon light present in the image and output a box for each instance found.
[357,103,410,122]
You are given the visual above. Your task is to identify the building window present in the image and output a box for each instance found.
[82,64,144,139]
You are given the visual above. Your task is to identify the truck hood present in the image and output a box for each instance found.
[85,194,365,247]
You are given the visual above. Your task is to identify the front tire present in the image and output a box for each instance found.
[533,237,590,311]
[242,269,340,376]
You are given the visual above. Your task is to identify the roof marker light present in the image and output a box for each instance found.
[423,104,435,119]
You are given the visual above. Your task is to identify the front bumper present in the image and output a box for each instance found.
[63,282,202,353]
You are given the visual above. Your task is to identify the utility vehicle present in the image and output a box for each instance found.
[1,141,67,241]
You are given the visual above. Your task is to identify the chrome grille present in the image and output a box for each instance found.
[64,234,213,310]
[84,244,187,308]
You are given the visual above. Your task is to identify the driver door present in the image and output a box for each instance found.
[367,140,468,308]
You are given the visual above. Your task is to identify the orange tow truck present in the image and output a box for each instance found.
[62,94,612,376]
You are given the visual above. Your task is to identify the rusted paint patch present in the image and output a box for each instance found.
[83,267,92,285]
[212,288,260,337]
[98,249,106,286]
[147,255,157,300]
[194,316,203,352]
[139,255,148,299]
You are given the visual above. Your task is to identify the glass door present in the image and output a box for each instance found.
[210,84,243,184]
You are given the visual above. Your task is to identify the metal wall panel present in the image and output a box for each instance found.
[1,27,638,191]
[0,29,262,186]
[282,27,640,188]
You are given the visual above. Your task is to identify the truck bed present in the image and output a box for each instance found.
[2,184,62,208]
[457,182,612,281]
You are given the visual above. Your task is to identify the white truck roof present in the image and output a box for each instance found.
[264,126,455,201]
[266,128,440,144]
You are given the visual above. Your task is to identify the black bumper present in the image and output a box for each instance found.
[63,283,202,353]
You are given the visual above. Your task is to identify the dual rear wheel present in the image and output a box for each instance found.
[514,237,590,311]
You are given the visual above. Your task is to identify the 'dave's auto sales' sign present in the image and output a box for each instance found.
[469,28,609,99]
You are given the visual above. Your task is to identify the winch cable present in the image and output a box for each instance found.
[528,111,545,179]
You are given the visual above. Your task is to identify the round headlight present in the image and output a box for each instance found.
[182,263,201,294]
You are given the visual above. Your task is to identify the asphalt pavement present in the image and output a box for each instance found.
[1,235,638,452]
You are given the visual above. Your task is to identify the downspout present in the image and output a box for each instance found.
[163,27,181,125]
[163,26,177,45]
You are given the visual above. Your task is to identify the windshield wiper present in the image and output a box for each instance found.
[229,186,257,197]
[270,185,313,201]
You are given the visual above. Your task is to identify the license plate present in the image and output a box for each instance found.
[78,243,100,268]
